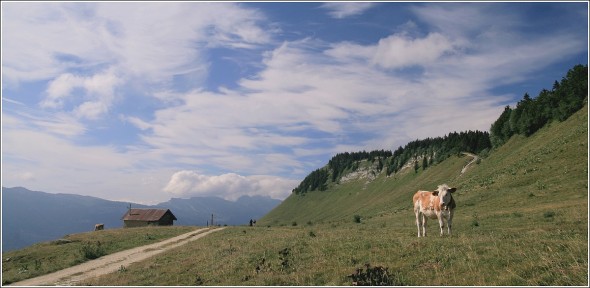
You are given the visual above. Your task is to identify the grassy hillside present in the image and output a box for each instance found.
[82,105,587,286]
[1,226,198,285]
[261,103,588,227]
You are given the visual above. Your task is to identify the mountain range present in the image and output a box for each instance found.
[1,187,281,251]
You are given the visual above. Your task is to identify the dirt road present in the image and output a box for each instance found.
[9,227,226,286]
[461,152,479,175]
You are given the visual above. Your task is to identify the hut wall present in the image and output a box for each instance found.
[158,213,175,226]
[124,220,150,228]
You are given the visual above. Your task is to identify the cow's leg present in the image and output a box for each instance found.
[438,215,444,236]
[415,210,422,237]
[422,215,427,237]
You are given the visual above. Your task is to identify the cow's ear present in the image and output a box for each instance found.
[448,188,457,193]
[432,190,439,196]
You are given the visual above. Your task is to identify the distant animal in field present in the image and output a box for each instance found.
[94,223,104,231]
[412,184,457,237]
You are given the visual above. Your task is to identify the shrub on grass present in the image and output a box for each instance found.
[79,241,105,260]
[354,215,362,223]
[348,263,405,286]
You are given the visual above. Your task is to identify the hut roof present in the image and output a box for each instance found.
[121,208,177,221]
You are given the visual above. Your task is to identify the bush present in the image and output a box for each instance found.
[354,215,362,223]
[348,263,404,286]
[278,248,292,271]
[80,241,106,260]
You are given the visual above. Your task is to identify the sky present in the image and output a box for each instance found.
[1,1,588,204]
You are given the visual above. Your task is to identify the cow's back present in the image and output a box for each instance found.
[413,190,432,208]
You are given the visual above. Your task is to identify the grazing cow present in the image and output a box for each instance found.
[412,184,457,237]
[94,223,104,231]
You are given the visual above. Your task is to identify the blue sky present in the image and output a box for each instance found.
[2,2,588,204]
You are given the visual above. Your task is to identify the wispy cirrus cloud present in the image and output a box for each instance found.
[320,2,377,19]
[3,2,271,83]
[2,1,274,114]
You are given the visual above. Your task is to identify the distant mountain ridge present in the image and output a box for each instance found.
[1,187,281,251]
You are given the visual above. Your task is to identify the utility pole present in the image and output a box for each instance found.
[211,214,214,227]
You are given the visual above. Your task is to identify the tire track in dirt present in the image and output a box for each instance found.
[9,227,226,286]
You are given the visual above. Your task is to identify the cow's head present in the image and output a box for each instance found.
[432,184,456,208]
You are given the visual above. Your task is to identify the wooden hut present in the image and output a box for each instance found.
[121,208,177,228]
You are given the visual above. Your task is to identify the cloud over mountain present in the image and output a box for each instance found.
[164,171,298,201]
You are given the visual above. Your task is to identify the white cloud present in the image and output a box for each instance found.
[123,116,153,131]
[2,114,178,204]
[6,110,87,137]
[4,2,273,109]
[409,3,520,41]
[41,69,122,119]
[320,2,376,19]
[43,73,82,108]
[325,32,457,69]
[33,113,87,137]
[371,33,455,69]
[163,171,298,201]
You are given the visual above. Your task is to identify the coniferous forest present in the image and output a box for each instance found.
[293,64,588,195]
[490,64,588,147]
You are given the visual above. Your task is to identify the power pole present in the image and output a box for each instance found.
[211,214,214,226]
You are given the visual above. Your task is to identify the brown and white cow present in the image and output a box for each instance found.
[412,184,457,237]
[94,223,104,231]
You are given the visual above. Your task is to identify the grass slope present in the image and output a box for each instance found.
[262,104,588,228]
[8,105,588,286]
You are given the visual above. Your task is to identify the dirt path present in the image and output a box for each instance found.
[461,152,479,175]
[9,227,226,286]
